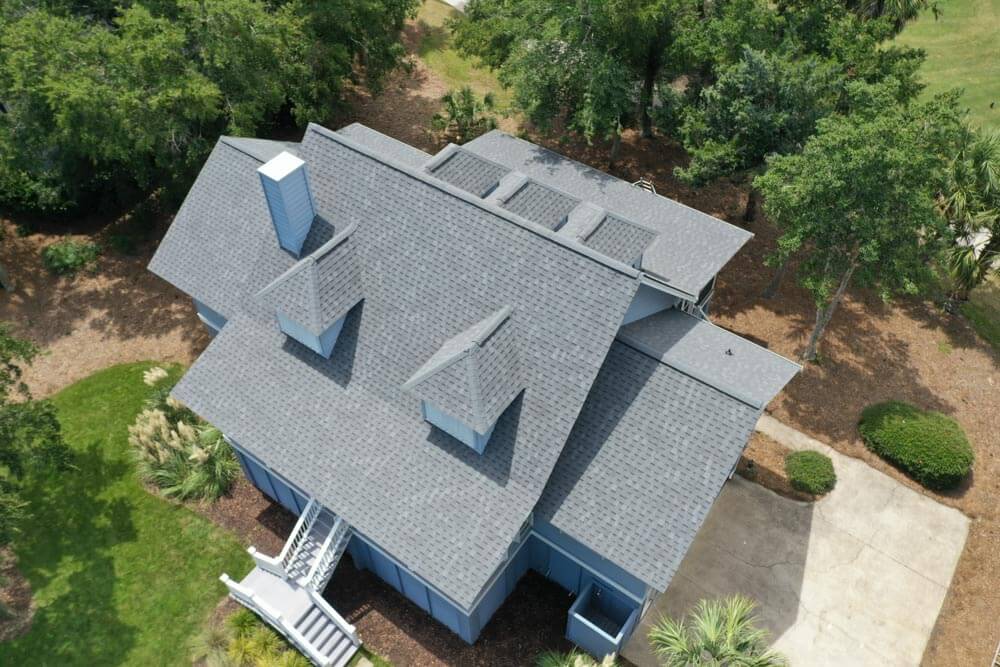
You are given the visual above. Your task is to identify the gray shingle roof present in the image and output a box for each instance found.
[501,181,579,231]
[336,123,430,168]
[536,340,761,592]
[222,136,300,163]
[583,215,658,266]
[403,307,523,434]
[618,309,801,409]
[256,225,364,335]
[151,123,641,609]
[463,131,753,296]
[428,148,510,197]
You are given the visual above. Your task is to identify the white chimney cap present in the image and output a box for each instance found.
[257,151,305,181]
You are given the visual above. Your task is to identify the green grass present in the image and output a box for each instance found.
[962,276,1000,350]
[0,362,251,666]
[415,0,511,107]
[896,0,1000,130]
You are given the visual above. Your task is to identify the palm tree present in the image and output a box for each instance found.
[648,595,787,667]
[432,86,497,145]
[535,651,619,667]
[939,130,1000,302]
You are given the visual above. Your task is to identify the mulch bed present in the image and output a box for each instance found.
[326,564,575,667]
[737,433,815,503]
[0,548,34,642]
[200,480,577,666]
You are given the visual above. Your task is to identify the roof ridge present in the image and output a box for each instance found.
[303,123,642,280]
[401,306,513,392]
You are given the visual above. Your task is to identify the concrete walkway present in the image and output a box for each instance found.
[622,416,969,667]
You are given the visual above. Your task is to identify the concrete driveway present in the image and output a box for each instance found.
[622,445,969,666]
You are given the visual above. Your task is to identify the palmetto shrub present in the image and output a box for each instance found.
[649,595,786,667]
[535,651,619,667]
[129,366,238,501]
[41,239,100,275]
[192,607,311,667]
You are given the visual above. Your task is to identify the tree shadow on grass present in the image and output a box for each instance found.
[0,442,138,665]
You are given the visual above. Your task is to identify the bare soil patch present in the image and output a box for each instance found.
[0,548,34,642]
[0,219,209,398]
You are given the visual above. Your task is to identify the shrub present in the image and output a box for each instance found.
[129,367,237,501]
[859,401,974,490]
[42,239,100,275]
[784,451,836,495]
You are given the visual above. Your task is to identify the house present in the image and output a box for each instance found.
[148,122,800,666]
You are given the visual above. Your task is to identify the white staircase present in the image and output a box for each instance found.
[220,499,359,667]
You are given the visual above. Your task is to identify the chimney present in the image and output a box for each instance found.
[257,151,316,256]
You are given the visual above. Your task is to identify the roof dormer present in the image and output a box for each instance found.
[256,224,362,357]
[258,151,316,256]
[403,307,523,454]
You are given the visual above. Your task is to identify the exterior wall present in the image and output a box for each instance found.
[421,400,495,454]
[229,439,648,654]
[259,161,316,256]
[621,284,679,326]
[277,312,345,358]
[194,299,228,336]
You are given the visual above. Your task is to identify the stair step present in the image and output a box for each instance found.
[324,632,351,660]
[311,619,337,647]
[296,606,322,636]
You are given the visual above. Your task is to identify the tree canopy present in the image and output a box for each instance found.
[0,325,71,545]
[755,84,966,360]
[0,0,418,214]
[452,0,695,157]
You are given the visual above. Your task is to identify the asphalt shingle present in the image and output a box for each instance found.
[428,149,510,198]
[583,215,659,266]
[463,131,753,297]
[501,181,579,231]
[536,341,761,592]
[151,123,640,608]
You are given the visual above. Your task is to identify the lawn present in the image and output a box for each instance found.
[413,0,511,107]
[896,0,1000,130]
[0,362,250,666]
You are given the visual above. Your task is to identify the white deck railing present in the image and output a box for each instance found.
[246,498,320,580]
[219,573,328,666]
[306,517,350,592]
[308,587,359,647]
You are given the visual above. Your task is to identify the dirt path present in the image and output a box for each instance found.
[0,221,208,398]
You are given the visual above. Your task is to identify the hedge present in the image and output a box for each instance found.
[858,401,973,491]
[785,450,836,495]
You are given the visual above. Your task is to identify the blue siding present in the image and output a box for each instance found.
[232,437,648,655]
[259,160,316,256]
[194,299,228,335]
[621,284,678,325]
[533,520,647,601]
[277,313,346,358]
[422,400,495,453]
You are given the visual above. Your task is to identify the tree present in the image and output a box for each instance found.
[754,84,965,362]
[939,130,1000,301]
[0,8,219,212]
[0,0,419,214]
[432,86,497,144]
[675,47,841,186]
[0,325,71,545]
[649,595,787,667]
[452,0,695,159]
